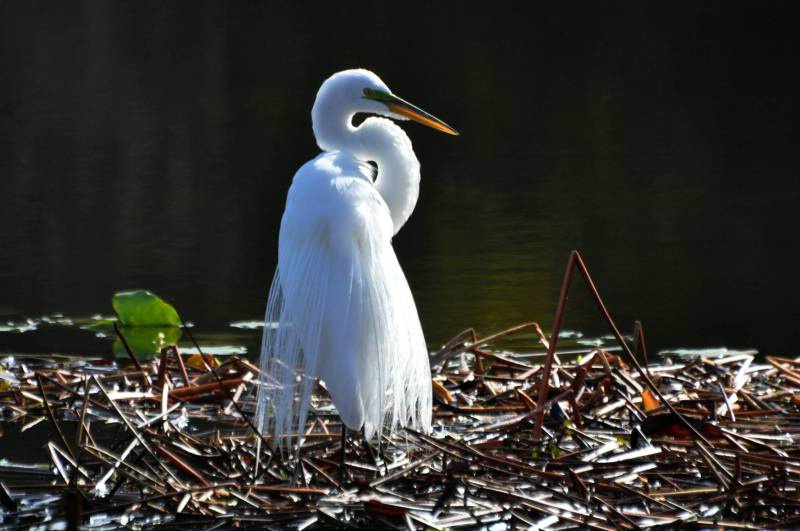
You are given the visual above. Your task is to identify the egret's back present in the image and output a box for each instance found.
[256,152,432,448]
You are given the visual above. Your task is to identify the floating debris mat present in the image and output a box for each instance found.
[0,325,799,530]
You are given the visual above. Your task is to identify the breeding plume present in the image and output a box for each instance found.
[255,69,458,449]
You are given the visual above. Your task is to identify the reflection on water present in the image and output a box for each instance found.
[0,3,798,356]
[0,316,624,363]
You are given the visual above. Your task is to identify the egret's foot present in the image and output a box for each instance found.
[361,432,390,478]
[362,433,378,477]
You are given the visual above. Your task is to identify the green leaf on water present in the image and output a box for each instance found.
[113,326,182,359]
[112,290,181,327]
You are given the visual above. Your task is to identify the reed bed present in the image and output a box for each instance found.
[0,252,798,529]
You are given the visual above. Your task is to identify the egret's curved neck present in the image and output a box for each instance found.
[311,98,357,153]
[312,100,420,235]
[356,118,420,234]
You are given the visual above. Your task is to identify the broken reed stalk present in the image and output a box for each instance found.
[533,250,577,440]
[632,320,649,369]
[113,322,150,390]
[533,250,711,446]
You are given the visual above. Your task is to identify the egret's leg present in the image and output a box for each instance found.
[364,431,389,474]
[291,457,301,486]
[380,434,389,476]
[362,432,379,478]
[339,424,347,485]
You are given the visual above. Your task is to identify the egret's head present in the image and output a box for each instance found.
[312,69,458,151]
[314,69,389,118]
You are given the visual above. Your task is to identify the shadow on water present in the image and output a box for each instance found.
[0,2,798,356]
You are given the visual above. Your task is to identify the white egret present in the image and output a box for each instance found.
[255,69,458,453]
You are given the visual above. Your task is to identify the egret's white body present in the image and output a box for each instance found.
[256,70,457,447]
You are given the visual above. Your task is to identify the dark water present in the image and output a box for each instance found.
[0,2,798,357]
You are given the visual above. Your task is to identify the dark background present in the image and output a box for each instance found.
[0,1,798,356]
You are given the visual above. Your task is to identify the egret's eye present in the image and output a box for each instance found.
[363,88,373,96]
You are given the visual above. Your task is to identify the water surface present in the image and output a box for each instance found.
[0,2,798,356]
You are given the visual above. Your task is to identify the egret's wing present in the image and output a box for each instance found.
[341,220,433,441]
[256,156,431,451]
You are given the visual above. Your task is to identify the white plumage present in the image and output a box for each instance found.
[256,69,458,450]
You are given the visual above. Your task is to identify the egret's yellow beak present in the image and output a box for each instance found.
[364,88,459,136]
[386,95,459,136]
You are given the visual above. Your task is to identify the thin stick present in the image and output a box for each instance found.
[75,377,91,448]
[113,322,150,390]
[113,322,141,371]
[169,346,192,388]
[533,251,576,440]
[633,320,649,370]
[36,374,76,460]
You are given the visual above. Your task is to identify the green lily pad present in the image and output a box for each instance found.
[113,326,182,359]
[112,290,181,327]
